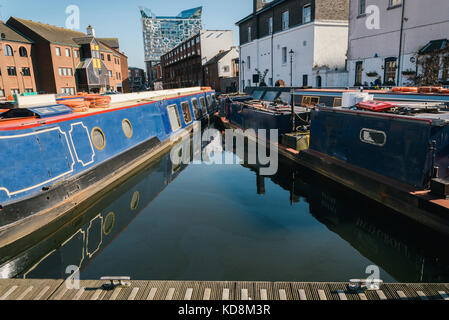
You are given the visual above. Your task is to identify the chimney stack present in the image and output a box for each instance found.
[87,25,95,37]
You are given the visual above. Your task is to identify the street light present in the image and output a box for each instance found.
[241,60,245,91]
[289,49,294,87]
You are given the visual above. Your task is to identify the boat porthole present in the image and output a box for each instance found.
[130,191,140,211]
[91,127,106,150]
[102,212,115,235]
[122,119,133,138]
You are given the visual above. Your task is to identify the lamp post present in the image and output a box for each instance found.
[289,49,294,87]
[241,60,245,92]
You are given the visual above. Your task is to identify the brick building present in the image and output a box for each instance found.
[6,17,129,94]
[0,21,37,100]
[161,30,234,89]
[128,67,146,92]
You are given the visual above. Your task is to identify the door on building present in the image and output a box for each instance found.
[355,61,363,86]
[316,76,322,88]
[384,57,397,85]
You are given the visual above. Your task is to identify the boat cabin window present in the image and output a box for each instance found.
[199,97,207,114]
[181,101,192,124]
[302,96,320,106]
[206,96,212,108]
[252,90,264,100]
[263,91,278,101]
[360,129,387,147]
[333,98,342,108]
[191,98,202,119]
[279,92,292,104]
[167,104,181,132]
[211,93,217,107]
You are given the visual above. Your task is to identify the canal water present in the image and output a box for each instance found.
[1,134,449,283]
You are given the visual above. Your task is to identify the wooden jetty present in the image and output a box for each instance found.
[0,279,448,300]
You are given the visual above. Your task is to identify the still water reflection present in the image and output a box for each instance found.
[1,139,449,283]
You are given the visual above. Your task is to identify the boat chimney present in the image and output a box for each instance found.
[87,25,95,37]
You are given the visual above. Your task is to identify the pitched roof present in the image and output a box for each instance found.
[9,17,86,46]
[0,21,32,43]
[204,50,232,66]
[419,39,449,54]
[97,38,119,49]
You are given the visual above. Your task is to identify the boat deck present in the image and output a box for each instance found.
[0,279,448,300]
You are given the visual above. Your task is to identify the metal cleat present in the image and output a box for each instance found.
[101,276,131,290]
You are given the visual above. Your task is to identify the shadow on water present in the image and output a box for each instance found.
[1,134,449,283]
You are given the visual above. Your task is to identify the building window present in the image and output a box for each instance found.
[108,70,112,77]
[11,89,20,95]
[359,0,366,15]
[384,57,397,85]
[59,67,73,76]
[282,11,289,30]
[7,67,17,76]
[101,53,104,60]
[55,47,61,56]
[4,45,13,56]
[22,67,31,76]
[25,88,33,93]
[223,66,230,72]
[282,47,287,64]
[389,0,402,8]
[19,47,28,57]
[62,87,75,95]
[303,4,312,24]
[268,17,273,35]
[107,54,111,61]
[355,61,363,85]
[0,89,4,97]
[303,74,308,86]
[65,48,71,57]
[248,26,252,42]
[247,56,251,69]
[74,50,79,58]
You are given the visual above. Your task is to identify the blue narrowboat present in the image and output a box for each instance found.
[0,87,217,237]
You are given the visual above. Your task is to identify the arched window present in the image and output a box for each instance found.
[19,47,28,57]
[4,45,13,56]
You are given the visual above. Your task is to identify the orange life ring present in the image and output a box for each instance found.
[85,95,111,108]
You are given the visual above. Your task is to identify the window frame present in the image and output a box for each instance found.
[55,47,61,56]
[167,104,182,132]
[181,101,193,124]
[199,97,207,115]
[303,4,312,24]
[19,46,28,57]
[7,66,17,76]
[4,45,13,56]
[191,98,202,119]
[282,11,289,31]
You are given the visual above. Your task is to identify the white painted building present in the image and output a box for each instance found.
[348,0,449,87]
[237,0,350,90]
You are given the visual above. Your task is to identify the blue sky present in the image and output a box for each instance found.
[0,0,251,69]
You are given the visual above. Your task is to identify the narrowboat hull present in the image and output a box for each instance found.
[0,88,217,242]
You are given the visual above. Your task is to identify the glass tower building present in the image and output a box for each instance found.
[140,7,203,64]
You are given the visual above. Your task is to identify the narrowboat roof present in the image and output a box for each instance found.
[0,88,214,132]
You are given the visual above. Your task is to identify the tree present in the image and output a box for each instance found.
[410,44,449,86]
[255,68,269,87]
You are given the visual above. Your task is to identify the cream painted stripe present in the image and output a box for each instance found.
[318,290,327,301]
[34,286,50,300]
[53,286,69,300]
[279,289,287,300]
[337,290,347,301]
[184,288,193,300]
[72,288,86,300]
[165,288,175,300]
[128,288,140,300]
[0,286,18,300]
[416,291,428,300]
[17,286,34,300]
[241,289,249,300]
[396,291,408,300]
[298,289,307,300]
[91,290,102,300]
[203,288,211,300]
[376,290,387,300]
[222,288,230,300]
[260,289,268,300]
[110,288,122,300]
[438,291,449,300]
[358,293,368,301]
[146,288,157,300]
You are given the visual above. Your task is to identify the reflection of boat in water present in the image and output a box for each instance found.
[0,148,189,279]
[244,159,449,283]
